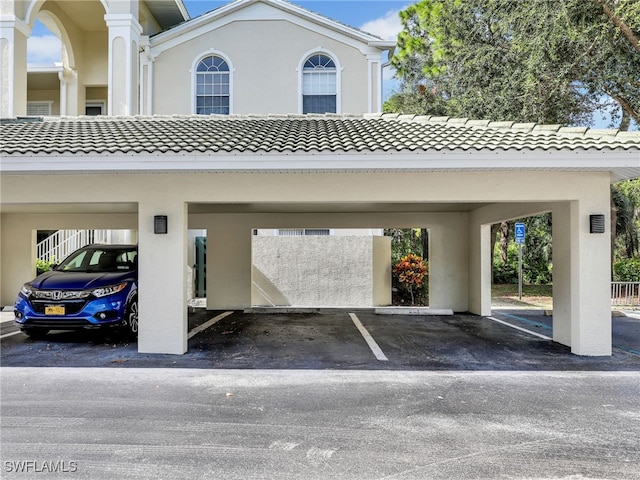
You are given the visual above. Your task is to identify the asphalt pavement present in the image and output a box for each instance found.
[1,309,640,370]
[2,308,640,479]
[2,368,639,479]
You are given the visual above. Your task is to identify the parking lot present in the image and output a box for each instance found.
[2,308,639,370]
[3,309,640,479]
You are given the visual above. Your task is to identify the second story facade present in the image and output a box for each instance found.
[1,0,395,118]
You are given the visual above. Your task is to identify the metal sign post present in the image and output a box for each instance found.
[515,223,526,300]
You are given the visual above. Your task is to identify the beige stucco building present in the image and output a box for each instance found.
[2,0,393,117]
[1,0,640,358]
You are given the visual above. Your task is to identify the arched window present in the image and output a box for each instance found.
[195,55,230,115]
[302,53,337,114]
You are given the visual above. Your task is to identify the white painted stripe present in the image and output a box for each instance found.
[187,311,234,339]
[349,313,388,361]
[487,316,552,340]
[0,317,16,324]
[0,330,24,339]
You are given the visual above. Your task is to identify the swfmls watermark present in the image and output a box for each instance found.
[4,460,78,474]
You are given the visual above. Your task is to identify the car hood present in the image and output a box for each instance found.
[29,271,136,290]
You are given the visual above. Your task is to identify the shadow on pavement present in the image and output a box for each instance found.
[1,309,639,371]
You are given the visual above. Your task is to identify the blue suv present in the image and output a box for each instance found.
[14,244,138,339]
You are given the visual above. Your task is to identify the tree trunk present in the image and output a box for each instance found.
[500,222,509,263]
[596,0,640,54]
[420,228,429,260]
[490,223,500,284]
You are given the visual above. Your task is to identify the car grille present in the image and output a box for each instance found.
[24,318,92,328]
[30,299,88,315]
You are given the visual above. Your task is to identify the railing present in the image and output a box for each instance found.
[611,282,640,307]
[37,230,111,262]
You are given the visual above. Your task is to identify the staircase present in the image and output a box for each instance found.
[37,230,112,262]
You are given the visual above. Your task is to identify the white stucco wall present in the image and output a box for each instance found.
[251,235,391,307]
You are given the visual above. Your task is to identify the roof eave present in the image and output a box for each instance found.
[151,0,385,47]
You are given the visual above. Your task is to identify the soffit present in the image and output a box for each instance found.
[143,0,189,29]
[46,0,107,32]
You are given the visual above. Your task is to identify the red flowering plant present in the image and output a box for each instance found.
[393,254,428,305]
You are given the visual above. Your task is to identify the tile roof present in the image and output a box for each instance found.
[1,113,639,156]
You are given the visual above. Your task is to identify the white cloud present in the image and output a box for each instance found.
[359,8,403,41]
[360,8,406,99]
[27,35,61,64]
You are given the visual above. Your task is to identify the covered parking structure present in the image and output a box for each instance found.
[1,114,639,356]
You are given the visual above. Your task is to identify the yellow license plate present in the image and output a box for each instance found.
[45,305,65,315]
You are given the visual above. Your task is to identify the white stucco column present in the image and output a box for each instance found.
[429,213,470,312]
[468,221,492,317]
[105,13,142,116]
[58,66,80,116]
[139,40,153,115]
[366,54,381,113]
[0,16,30,117]
[553,195,612,356]
[138,201,188,355]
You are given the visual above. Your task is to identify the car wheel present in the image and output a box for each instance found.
[23,328,49,339]
[125,298,138,339]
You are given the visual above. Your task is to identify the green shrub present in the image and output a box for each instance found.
[36,258,56,275]
[613,258,640,282]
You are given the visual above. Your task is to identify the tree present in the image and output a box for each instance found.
[389,0,640,130]
[612,179,640,260]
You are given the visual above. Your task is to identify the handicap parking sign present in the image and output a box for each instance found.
[515,223,526,244]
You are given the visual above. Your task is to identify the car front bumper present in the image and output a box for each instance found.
[14,294,129,331]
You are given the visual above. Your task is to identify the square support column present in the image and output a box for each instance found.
[429,213,470,312]
[206,215,252,310]
[553,198,612,356]
[468,223,492,317]
[138,201,188,354]
[0,18,30,117]
[105,13,142,116]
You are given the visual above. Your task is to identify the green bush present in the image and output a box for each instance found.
[613,258,640,282]
[493,241,553,285]
[36,258,56,275]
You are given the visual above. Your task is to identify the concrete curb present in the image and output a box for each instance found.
[374,307,454,316]
[246,306,454,316]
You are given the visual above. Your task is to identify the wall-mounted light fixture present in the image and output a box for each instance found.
[589,214,605,234]
[154,215,168,234]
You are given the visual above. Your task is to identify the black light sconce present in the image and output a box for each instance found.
[154,215,168,234]
[589,214,605,234]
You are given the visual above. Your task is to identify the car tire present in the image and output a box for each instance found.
[124,298,138,339]
[23,328,49,339]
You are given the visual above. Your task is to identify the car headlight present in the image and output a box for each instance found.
[20,284,34,298]
[91,283,128,298]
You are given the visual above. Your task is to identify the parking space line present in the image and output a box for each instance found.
[0,331,23,340]
[487,316,552,340]
[188,311,234,339]
[348,313,388,361]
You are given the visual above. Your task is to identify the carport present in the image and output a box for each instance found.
[1,114,638,356]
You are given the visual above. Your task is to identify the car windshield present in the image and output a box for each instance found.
[57,248,137,273]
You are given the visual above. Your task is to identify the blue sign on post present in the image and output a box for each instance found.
[515,223,526,244]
